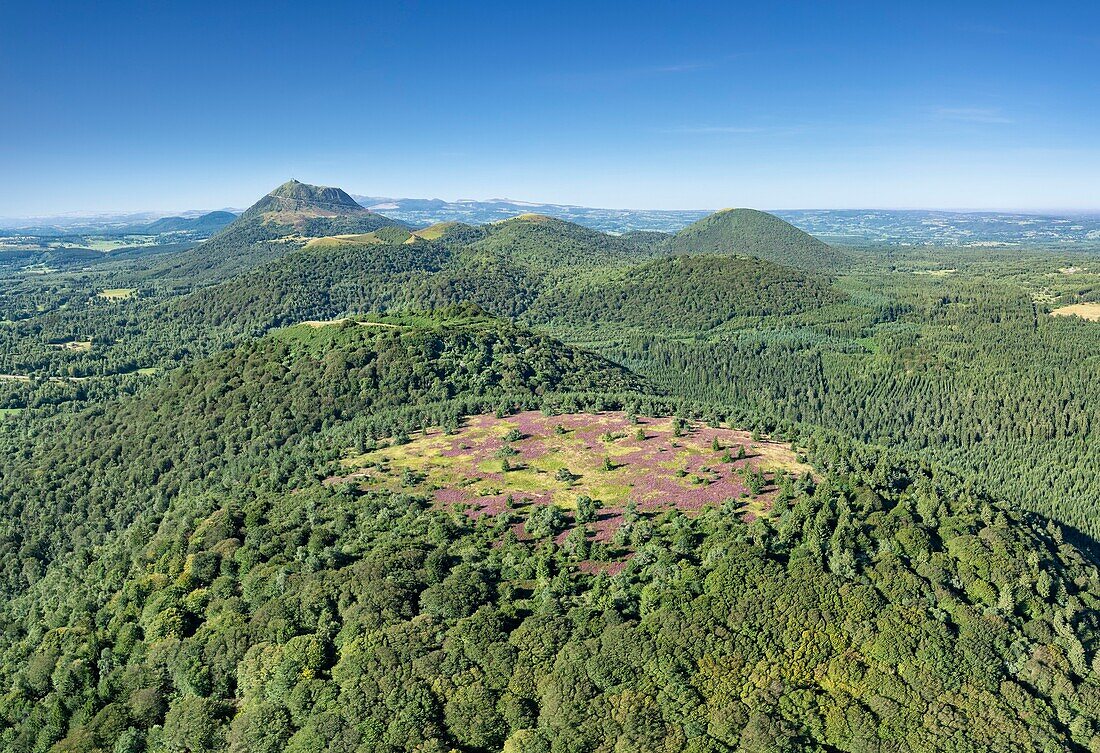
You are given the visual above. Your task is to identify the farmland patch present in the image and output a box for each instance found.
[98,288,136,300]
[1051,302,1100,322]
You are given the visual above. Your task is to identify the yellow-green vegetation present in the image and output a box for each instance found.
[410,221,461,240]
[1050,302,1100,321]
[97,287,136,300]
[304,225,414,248]
[50,236,155,252]
[299,318,400,329]
[334,411,810,531]
[303,233,383,249]
[49,339,92,352]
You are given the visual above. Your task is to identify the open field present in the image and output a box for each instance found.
[97,288,136,300]
[76,236,156,251]
[1050,302,1100,321]
[303,226,415,248]
[299,318,400,328]
[331,411,812,550]
[49,339,92,352]
[303,233,384,249]
[410,221,460,240]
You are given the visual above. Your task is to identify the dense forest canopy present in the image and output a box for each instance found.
[671,209,852,271]
[2,181,1100,752]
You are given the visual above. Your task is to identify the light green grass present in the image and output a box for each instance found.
[333,412,811,515]
[1051,302,1100,321]
[98,288,136,300]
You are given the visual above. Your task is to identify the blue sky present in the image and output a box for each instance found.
[2,1,1098,215]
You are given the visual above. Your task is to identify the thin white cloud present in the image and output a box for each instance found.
[934,107,1013,124]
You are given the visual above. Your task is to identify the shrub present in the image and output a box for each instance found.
[524,505,566,538]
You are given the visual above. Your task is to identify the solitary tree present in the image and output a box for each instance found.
[564,525,590,558]
[575,495,600,523]
[747,468,767,495]
[524,504,566,538]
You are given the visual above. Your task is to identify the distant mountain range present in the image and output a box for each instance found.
[140,211,236,235]
[356,197,1100,246]
[0,209,238,236]
[143,181,839,284]
[4,192,1100,246]
[777,209,1100,247]
[351,195,712,234]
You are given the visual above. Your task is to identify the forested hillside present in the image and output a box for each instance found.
[1,313,1098,752]
[592,270,1100,541]
[145,180,405,283]
[672,209,851,271]
[3,180,1100,752]
[2,186,1098,548]
[141,211,236,235]
[0,310,644,595]
[526,255,844,330]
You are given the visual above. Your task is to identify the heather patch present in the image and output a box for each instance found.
[335,411,812,549]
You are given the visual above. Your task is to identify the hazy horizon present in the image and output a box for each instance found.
[3,184,1100,225]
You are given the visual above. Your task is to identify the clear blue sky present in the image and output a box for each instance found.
[2,1,1098,215]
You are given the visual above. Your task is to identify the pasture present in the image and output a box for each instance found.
[1051,302,1100,321]
[98,288,137,300]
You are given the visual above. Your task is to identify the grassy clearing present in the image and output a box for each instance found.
[1050,302,1100,321]
[411,222,460,241]
[303,233,383,249]
[49,340,92,352]
[304,227,414,249]
[331,411,811,540]
[299,319,400,329]
[98,288,137,301]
